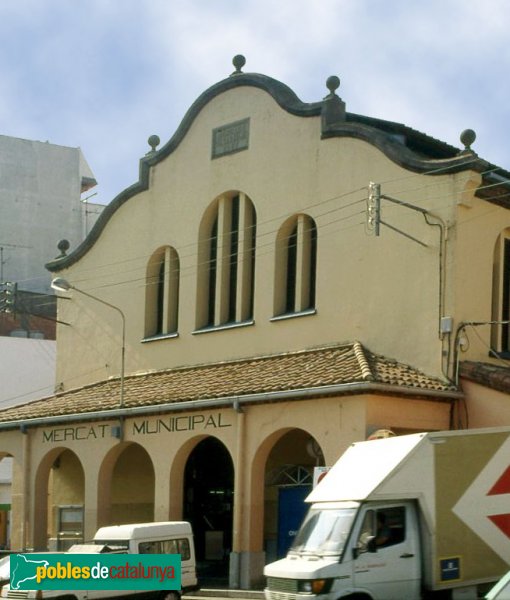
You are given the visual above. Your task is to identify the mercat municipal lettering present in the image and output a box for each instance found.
[43,425,110,443]
[42,412,231,442]
[132,413,231,435]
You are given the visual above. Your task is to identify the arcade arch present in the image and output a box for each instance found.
[259,428,325,562]
[98,442,155,527]
[168,435,207,521]
[33,448,84,550]
[182,437,234,583]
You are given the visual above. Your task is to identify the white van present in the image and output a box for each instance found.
[1,521,198,600]
[93,521,198,597]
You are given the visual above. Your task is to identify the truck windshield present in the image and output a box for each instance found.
[290,506,357,556]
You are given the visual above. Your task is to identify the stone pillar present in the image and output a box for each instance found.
[230,408,246,588]
[82,457,102,541]
[152,455,171,522]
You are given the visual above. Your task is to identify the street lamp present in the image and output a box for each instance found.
[51,277,125,409]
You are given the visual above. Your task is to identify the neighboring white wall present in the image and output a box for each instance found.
[0,135,102,294]
[0,337,56,408]
[0,336,55,544]
[0,136,96,550]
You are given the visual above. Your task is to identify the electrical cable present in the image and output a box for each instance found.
[6,162,510,295]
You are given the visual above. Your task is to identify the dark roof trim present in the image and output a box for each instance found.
[460,360,510,395]
[46,71,508,272]
[477,171,510,209]
[321,120,483,175]
[48,72,318,272]
[0,382,460,432]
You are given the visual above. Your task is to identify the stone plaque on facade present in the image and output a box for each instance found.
[212,118,250,158]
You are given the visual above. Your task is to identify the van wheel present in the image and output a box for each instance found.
[161,592,180,600]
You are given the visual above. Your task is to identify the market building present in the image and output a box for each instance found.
[0,56,509,588]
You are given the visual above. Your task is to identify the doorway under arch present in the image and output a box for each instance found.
[264,429,325,562]
[33,448,85,550]
[183,437,234,586]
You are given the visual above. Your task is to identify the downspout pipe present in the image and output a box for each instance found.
[0,381,462,432]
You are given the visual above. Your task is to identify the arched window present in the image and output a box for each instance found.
[274,214,317,317]
[144,246,179,338]
[491,231,510,356]
[197,192,256,329]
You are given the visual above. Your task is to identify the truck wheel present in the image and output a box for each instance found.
[160,592,180,600]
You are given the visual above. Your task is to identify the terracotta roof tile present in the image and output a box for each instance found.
[0,343,457,424]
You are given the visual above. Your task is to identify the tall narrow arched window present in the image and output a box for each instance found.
[491,232,510,357]
[196,192,256,329]
[144,246,180,338]
[274,214,317,317]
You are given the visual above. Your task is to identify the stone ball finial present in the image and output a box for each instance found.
[326,75,340,96]
[57,239,70,258]
[147,135,160,153]
[460,129,476,151]
[232,54,246,74]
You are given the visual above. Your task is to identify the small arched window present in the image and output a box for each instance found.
[144,246,179,338]
[197,192,256,329]
[274,214,317,317]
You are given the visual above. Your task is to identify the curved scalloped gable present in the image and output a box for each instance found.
[46,56,510,273]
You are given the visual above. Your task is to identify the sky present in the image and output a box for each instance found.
[1,0,509,206]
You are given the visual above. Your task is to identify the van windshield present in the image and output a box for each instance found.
[290,506,357,557]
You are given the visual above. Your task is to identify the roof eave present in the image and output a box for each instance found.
[0,381,461,432]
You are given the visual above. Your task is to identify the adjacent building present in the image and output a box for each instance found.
[0,134,102,294]
[0,57,509,587]
[0,135,104,549]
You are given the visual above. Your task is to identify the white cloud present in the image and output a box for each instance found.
[0,0,508,206]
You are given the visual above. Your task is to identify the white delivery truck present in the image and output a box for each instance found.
[264,428,510,600]
[2,521,198,600]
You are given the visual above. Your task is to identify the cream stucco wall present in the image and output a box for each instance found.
[460,379,510,428]
[452,190,510,362]
[50,85,489,392]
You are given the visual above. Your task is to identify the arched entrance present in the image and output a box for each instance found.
[183,437,233,586]
[98,442,155,526]
[34,448,85,550]
[264,429,324,562]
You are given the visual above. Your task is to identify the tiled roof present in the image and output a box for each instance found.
[460,361,510,394]
[0,342,458,426]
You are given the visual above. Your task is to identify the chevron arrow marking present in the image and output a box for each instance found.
[452,436,510,562]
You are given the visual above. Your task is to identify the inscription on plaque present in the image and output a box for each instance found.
[212,118,250,158]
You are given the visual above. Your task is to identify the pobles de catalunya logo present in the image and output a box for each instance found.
[10,553,181,591]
